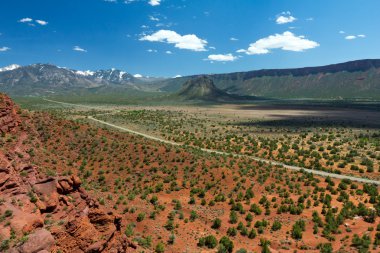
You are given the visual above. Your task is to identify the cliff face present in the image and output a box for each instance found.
[0,93,139,253]
[0,93,20,134]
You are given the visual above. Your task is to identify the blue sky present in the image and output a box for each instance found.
[0,0,379,77]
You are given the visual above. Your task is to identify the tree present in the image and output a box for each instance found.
[227,227,237,236]
[260,238,271,253]
[212,218,222,229]
[248,228,256,239]
[190,210,198,221]
[198,235,218,249]
[229,210,238,224]
[250,203,262,215]
[291,220,305,240]
[271,220,282,231]
[168,233,175,244]
[245,213,253,222]
[137,212,145,222]
[204,235,218,249]
[219,236,234,253]
[155,242,165,253]
[317,243,333,253]
[150,195,158,205]
[351,234,371,252]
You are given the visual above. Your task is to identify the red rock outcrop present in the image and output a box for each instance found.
[0,93,20,134]
[0,93,138,252]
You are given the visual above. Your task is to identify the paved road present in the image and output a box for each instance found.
[43,98,380,185]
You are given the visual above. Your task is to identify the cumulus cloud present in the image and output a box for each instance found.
[19,17,33,23]
[339,31,345,34]
[165,50,172,54]
[0,47,11,52]
[133,74,143,78]
[207,53,237,62]
[230,37,238,41]
[148,0,160,6]
[36,20,48,25]
[357,34,366,38]
[237,31,319,55]
[147,49,157,53]
[73,46,87,52]
[140,29,207,51]
[276,12,296,24]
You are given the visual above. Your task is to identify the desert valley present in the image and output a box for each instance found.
[0,1,380,252]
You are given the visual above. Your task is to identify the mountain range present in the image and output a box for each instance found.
[0,59,379,99]
[0,63,163,96]
[157,59,380,99]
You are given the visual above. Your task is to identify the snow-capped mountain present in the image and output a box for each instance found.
[0,64,21,72]
[0,63,167,95]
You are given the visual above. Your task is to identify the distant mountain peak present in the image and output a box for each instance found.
[0,64,21,72]
[75,70,95,76]
[177,76,233,101]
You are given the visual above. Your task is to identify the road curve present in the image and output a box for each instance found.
[43,98,380,185]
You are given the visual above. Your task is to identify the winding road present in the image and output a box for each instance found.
[43,98,380,185]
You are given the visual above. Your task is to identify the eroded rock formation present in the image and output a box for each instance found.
[0,93,138,252]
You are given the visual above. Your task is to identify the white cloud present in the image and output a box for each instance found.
[165,50,172,54]
[230,37,238,41]
[104,0,117,2]
[149,15,160,21]
[133,74,143,78]
[276,15,296,24]
[155,22,174,28]
[345,34,366,40]
[0,47,11,52]
[19,17,33,23]
[207,53,237,62]
[339,31,345,34]
[173,75,182,78]
[147,49,157,52]
[148,0,161,6]
[19,18,48,26]
[306,17,314,21]
[345,35,356,40]
[236,49,247,53]
[238,31,319,55]
[36,20,48,25]
[73,46,87,52]
[276,12,296,24]
[140,29,207,51]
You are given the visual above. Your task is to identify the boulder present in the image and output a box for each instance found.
[18,229,54,253]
